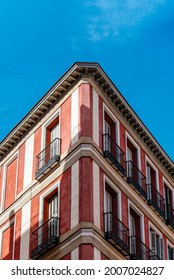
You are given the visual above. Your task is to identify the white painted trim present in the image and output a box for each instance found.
[128,199,145,242]
[104,174,122,221]
[71,247,79,260]
[71,88,79,145]
[39,181,60,244]
[20,201,31,259]
[94,247,101,260]
[162,177,174,208]
[125,132,141,170]
[0,217,15,259]
[145,155,159,191]
[103,103,120,146]
[23,134,34,189]
[0,152,19,213]
[92,88,99,146]
[39,181,60,225]
[93,161,100,229]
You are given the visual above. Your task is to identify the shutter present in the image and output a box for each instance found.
[171,248,174,260]
[130,236,136,255]
[156,236,163,259]
[127,147,133,178]
[147,184,152,201]
[147,166,151,184]
[150,231,156,254]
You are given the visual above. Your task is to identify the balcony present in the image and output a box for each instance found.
[35,138,61,179]
[166,204,174,229]
[104,212,130,256]
[126,161,147,200]
[103,134,126,176]
[31,217,60,259]
[129,236,153,260]
[147,184,165,219]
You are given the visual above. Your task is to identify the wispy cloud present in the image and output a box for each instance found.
[85,0,166,42]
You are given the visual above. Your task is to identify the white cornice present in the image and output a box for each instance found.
[0,62,173,177]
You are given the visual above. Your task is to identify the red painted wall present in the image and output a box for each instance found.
[79,158,93,222]
[1,222,14,260]
[60,168,71,235]
[79,84,92,138]
[4,157,17,209]
[121,192,128,227]
[79,244,94,260]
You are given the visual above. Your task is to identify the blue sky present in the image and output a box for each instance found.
[0,0,174,160]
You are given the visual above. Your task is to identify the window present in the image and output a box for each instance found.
[0,219,15,260]
[126,139,138,178]
[164,182,174,228]
[104,180,129,256]
[35,115,61,179]
[31,183,60,259]
[146,161,165,218]
[168,246,174,260]
[104,111,118,152]
[150,229,164,260]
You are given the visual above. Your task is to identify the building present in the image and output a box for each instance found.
[0,62,174,260]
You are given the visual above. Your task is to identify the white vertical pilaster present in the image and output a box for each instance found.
[71,88,79,145]
[23,134,34,188]
[20,201,31,259]
[93,161,100,229]
[93,88,99,146]
[71,160,79,229]
[94,247,101,260]
[71,247,79,260]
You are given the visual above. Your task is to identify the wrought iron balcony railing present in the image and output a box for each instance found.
[35,138,61,179]
[104,212,130,256]
[31,217,60,259]
[103,134,126,176]
[147,183,165,219]
[165,203,174,229]
[129,235,153,260]
[126,161,147,200]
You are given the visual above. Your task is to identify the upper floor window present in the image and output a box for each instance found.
[35,115,61,180]
[150,228,164,260]
[164,182,174,228]
[146,162,157,188]
[31,188,60,259]
[168,246,174,260]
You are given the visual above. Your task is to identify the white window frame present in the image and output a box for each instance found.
[103,104,120,146]
[145,156,159,192]
[167,240,174,260]
[163,177,174,208]
[149,222,164,260]
[41,109,60,151]
[128,200,145,242]
[38,181,60,245]
[0,152,19,213]
[125,132,141,170]
[0,217,15,259]
[104,175,122,221]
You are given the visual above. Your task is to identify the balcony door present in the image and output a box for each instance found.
[48,194,58,237]
[50,123,59,158]
[105,191,112,232]
[104,121,111,152]
[127,146,133,178]
[130,214,136,255]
